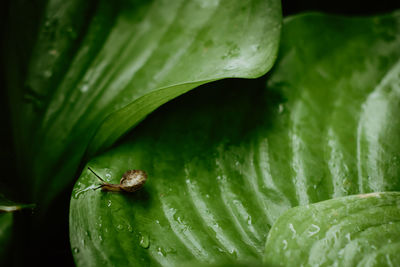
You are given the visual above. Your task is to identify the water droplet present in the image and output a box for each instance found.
[157,247,166,256]
[127,225,133,232]
[278,104,284,114]
[282,240,288,250]
[99,235,103,242]
[308,224,320,237]
[217,247,224,253]
[140,234,150,249]
[177,217,183,224]
[80,84,89,93]
[73,247,80,254]
[156,220,160,224]
[229,249,238,259]
[247,216,252,225]
[289,223,296,238]
[107,200,112,207]
[43,70,52,78]
[116,224,123,231]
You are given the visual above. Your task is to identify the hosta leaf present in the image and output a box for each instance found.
[70,12,400,266]
[264,192,400,266]
[4,0,281,206]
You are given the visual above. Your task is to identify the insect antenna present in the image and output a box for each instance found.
[88,167,106,183]
[93,184,103,191]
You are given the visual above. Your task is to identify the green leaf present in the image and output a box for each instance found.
[0,194,35,264]
[0,213,13,263]
[4,0,281,206]
[0,194,35,212]
[264,192,400,266]
[70,12,400,266]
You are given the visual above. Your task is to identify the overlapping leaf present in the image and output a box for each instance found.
[4,0,281,207]
[0,213,13,263]
[70,12,400,266]
[264,192,400,266]
[0,194,35,264]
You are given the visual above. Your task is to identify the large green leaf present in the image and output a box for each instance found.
[264,192,400,266]
[4,0,281,207]
[70,12,400,266]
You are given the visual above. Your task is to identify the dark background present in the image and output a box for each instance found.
[1,0,400,266]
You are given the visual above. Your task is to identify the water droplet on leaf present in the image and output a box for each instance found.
[140,234,150,249]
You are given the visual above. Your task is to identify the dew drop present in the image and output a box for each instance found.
[217,247,224,253]
[308,224,320,237]
[73,247,80,254]
[278,104,284,114]
[177,217,183,224]
[157,247,166,256]
[107,200,112,207]
[229,249,238,259]
[43,70,52,78]
[80,84,89,93]
[140,234,150,249]
[247,216,252,225]
[282,240,288,250]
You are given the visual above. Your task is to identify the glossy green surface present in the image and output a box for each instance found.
[264,192,400,266]
[70,12,400,266]
[4,0,281,207]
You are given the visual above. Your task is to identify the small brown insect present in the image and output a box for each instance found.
[88,167,147,192]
